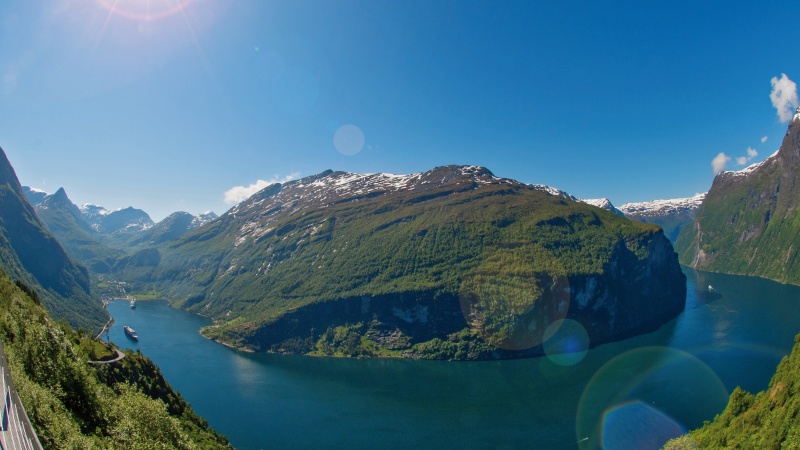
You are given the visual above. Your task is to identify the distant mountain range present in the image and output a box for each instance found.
[79,203,154,234]
[577,194,704,243]
[23,185,217,274]
[618,194,706,242]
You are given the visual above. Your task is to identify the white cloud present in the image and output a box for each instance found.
[224,172,300,204]
[712,152,731,174]
[770,73,798,123]
[732,147,758,167]
[761,136,768,143]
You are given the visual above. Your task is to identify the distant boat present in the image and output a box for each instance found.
[130,299,136,309]
[124,325,138,341]
[708,285,715,292]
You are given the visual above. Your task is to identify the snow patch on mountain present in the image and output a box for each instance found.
[579,198,625,216]
[227,165,579,247]
[721,149,780,179]
[80,203,154,233]
[619,193,706,218]
[191,211,218,229]
[530,184,576,200]
[22,186,50,206]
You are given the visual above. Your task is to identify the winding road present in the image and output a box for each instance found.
[86,348,126,365]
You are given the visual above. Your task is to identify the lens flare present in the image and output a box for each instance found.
[460,245,570,351]
[601,401,688,450]
[334,124,365,156]
[96,0,195,21]
[543,319,589,366]
[576,347,728,449]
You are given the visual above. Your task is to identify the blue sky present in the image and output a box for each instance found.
[1,1,799,221]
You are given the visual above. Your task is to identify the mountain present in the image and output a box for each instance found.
[619,193,705,242]
[32,187,125,274]
[22,186,48,206]
[0,146,107,332]
[136,165,686,360]
[675,111,800,284]
[127,211,219,247]
[80,204,154,234]
[580,198,625,216]
[192,211,218,227]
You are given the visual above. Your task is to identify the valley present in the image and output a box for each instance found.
[4,120,800,446]
[4,2,800,449]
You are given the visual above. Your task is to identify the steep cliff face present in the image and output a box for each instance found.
[203,227,684,360]
[145,165,686,359]
[676,110,800,284]
[568,230,685,342]
[0,147,107,332]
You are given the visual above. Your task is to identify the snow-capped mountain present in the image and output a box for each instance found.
[619,193,706,242]
[80,204,154,234]
[129,210,220,247]
[619,193,706,219]
[229,165,518,217]
[191,211,218,228]
[22,186,49,206]
[229,165,576,219]
[579,198,624,216]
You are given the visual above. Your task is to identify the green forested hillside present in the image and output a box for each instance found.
[664,334,800,449]
[0,272,232,449]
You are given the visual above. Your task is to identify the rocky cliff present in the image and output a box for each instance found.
[676,109,800,284]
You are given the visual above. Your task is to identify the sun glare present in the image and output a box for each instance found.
[95,0,194,21]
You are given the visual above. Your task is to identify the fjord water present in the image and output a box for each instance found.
[107,267,800,450]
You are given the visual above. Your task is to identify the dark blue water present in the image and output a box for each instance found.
[106,267,800,450]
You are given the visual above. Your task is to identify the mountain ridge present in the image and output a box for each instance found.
[0,147,107,332]
[131,164,687,359]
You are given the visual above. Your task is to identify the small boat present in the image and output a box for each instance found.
[130,299,136,309]
[708,285,715,292]
[124,325,138,341]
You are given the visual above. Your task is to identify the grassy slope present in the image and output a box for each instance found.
[0,272,231,449]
